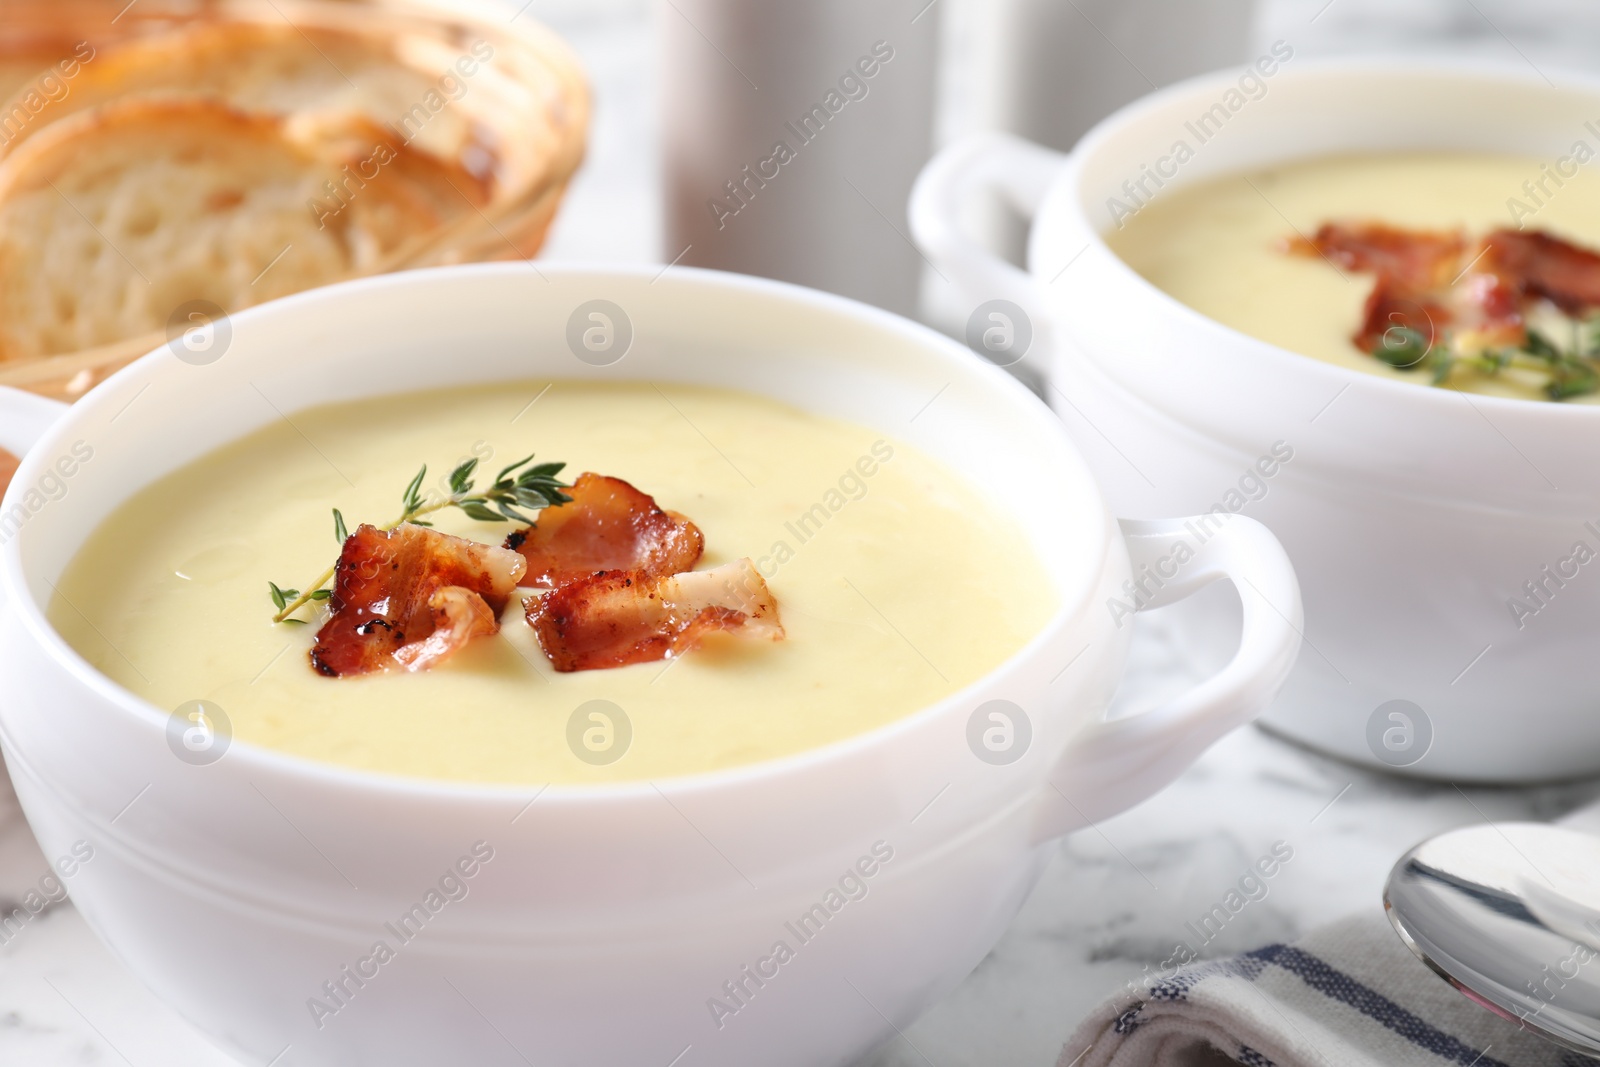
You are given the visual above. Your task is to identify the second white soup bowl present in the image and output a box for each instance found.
[913,60,1600,782]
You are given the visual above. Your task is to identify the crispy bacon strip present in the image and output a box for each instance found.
[1352,286,1454,355]
[1292,222,1473,353]
[504,472,703,589]
[526,558,784,672]
[0,447,17,498]
[311,523,526,677]
[1290,222,1600,357]
[1481,228,1600,315]
[1293,221,1464,290]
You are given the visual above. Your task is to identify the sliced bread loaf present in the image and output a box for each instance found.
[0,98,439,360]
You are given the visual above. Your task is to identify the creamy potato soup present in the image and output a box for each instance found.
[52,382,1055,784]
[1106,153,1600,402]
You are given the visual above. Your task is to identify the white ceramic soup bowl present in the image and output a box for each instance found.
[0,264,1299,1067]
[912,59,1600,784]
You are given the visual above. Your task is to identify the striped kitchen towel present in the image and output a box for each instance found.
[1059,911,1599,1067]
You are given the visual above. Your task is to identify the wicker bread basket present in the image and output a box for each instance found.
[0,0,589,400]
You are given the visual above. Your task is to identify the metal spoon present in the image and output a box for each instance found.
[1385,822,1600,1055]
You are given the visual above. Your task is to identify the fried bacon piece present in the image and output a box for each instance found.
[1353,286,1458,356]
[1481,229,1600,316]
[311,523,526,677]
[1292,222,1478,353]
[1289,222,1600,357]
[503,472,704,589]
[526,558,784,672]
[0,447,17,498]
[1293,221,1464,290]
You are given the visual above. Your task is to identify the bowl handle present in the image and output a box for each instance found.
[908,131,1068,317]
[1033,515,1303,842]
[0,385,70,460]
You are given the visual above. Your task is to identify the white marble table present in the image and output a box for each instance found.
[7,2,1599,1064]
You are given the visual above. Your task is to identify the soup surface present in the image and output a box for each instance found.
[1106,153,1600,401]
[52,382,1056,784]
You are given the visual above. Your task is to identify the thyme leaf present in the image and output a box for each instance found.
[1374,323,1600,401]
[1373,327,1431,369]
[1524,328,1561,362]
[269,452,571,623]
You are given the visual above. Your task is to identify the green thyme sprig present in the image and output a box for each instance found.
[1374,320,1600,400]
[269,454,571,624]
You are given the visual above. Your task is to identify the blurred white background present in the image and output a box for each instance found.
[463,0,1600,339]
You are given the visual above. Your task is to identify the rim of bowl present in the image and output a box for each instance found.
[1052,54,1600,424]
[0,262,1098,807]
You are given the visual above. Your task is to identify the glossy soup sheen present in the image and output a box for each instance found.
[51,381,1057,785]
